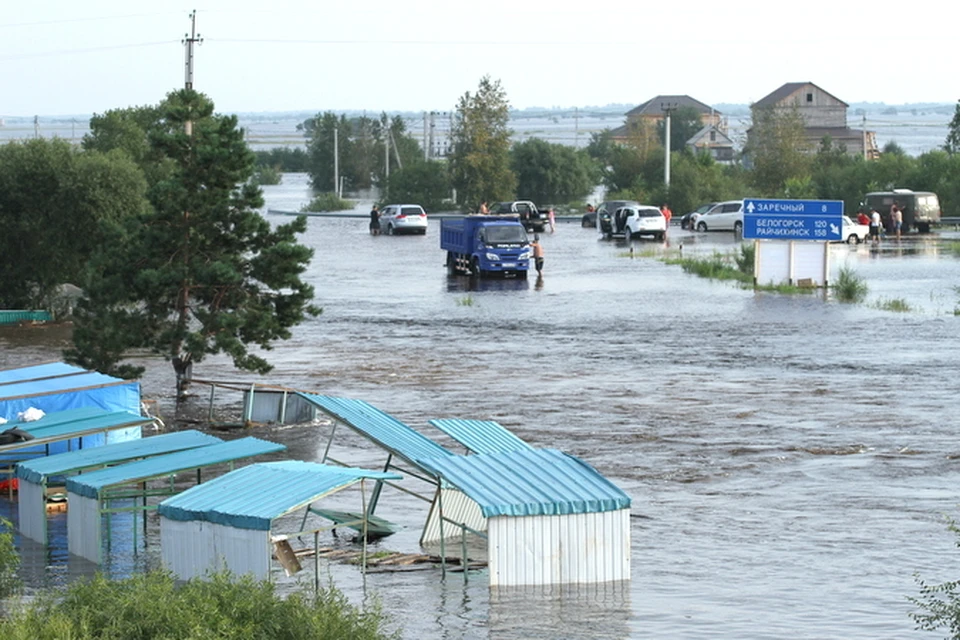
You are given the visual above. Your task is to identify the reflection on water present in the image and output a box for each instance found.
[489,582,632,639]
[445,275,531,293]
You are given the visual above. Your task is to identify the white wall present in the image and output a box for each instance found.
[161,518,271,581]
[18,479,46,543]
[67,493,102,563]
[420,487,486,545]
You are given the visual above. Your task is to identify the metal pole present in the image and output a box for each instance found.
[333,125,339,196]
[663,106,673,186]
[385,125,390,181]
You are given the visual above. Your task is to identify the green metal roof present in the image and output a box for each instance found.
[158,461,402,531]
[428,418,533,454]
[0,408,153,454]
[65,437,286,499]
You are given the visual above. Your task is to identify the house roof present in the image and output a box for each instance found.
[753,82,849,109]
[626,95,719,117]
[687,124,734,147]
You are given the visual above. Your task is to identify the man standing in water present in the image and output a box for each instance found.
[891,203,903,239]
[369,205,381,235]
[869,207,882,245]
[530,234,544,275]
[660,203,673,232]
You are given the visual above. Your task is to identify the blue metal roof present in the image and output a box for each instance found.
[428,418,533,454]
[16,430,223,484]
[415,449,632,518]
[65,437,286,499]
[158,461,402,531]
[0,371,131,401]
[0,409,153,453]
[0,362,86,385]
[298,394,453,465]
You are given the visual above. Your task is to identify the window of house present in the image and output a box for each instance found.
[710,131,716,142]
[806,93,813,103]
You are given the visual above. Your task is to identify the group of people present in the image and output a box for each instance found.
[857,203,903,244]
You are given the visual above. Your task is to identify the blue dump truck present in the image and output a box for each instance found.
[441,216,531,277]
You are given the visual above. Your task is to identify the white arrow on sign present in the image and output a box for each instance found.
[746,202,756,213]
[829,223,839,235]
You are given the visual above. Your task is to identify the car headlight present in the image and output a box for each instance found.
[485,253,499,261]
[519,250,531,259]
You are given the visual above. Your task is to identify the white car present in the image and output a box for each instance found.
[612,205,666,240]
[837,215,869,244]
[695,200,744,232]
[379,204,428,235]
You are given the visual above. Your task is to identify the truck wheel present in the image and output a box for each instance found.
[446,252,457,274]
[847,234,859,245]
[471,257,482,277]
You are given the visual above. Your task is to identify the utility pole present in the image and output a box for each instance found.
[862,114,868,160]
[661,102,677,186]
[423,112,429,161]
[33,115,39,139]
[384,125,390,181]
[333,125,340,196]
[574,107,579,148]
[182,10,202,136]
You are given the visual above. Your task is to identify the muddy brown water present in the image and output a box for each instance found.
[3,174,960,638]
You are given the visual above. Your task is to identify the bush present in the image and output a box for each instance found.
[251,165,282,186]
[0,570,398,639]
[0,517,19,600]
[302,193,354,213]
[833,265,868,302]
[909,519,960,638]
[735,243,755,275]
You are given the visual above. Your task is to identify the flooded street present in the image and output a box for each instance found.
[3,174,960,638]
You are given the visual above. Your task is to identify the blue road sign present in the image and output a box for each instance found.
[742,198,844,241]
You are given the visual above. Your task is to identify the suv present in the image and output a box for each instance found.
[862,189,940,233]
[619,205,666,240]
[695,200,744,232]
[492,201,548,233]
[379,204,428,235]
[595,200,641,237]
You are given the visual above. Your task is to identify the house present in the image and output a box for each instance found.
[687,124,736,163]
[611,94,725,138]
[748,82,879,158]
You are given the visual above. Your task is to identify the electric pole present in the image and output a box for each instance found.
[182,10,202,136]
[661,102,677,186]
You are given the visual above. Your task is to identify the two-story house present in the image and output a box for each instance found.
[610,94,734,162]
[747,82,879,158]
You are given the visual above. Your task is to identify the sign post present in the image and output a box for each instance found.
[742,198,844,287]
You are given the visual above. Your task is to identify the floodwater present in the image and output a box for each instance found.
[3,173,960,639]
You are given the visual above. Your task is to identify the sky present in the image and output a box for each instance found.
[2,0,958,117]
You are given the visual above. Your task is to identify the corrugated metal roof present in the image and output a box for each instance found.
[0,371,132,401]
[752,82,849,109]
[16,430,223,484]
[626,94,717,117]
[0,409,153,453]
[416,449,631,518]
[427,418,533,454]
[158,461,402,530]
[298,394,453,465]
[65,437,286,499]
[0,362,85,385]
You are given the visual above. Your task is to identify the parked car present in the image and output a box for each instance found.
[379,204,428,235]
[836,215,869,244]
[581,209,597,228]
[681,203,716,230]
[595,200,641,236]
[618,205,667,240]
[695,200,744,232]
[862,189,941,233]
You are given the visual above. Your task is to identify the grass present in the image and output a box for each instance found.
[944,241,960,256]
[663,250,753,284]
[456,295,474,307]
[872,297,912,312]
[833,265,868,302]
[301,192,355,213]
[0,570,397,639]
[0,518,19,600]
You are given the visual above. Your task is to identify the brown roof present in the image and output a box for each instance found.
[626,95,719,117]
[753,82,849,109]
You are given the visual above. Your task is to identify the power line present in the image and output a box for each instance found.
[0,40,177,62]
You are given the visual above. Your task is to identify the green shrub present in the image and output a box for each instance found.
[302,193,354,213]
[251,165,282,186]
[873,297,912,312]
[0,570,397,639]
[664,251,752,284]
[735,243,755,275]
[833,265,868,303]
[0,517,19,600]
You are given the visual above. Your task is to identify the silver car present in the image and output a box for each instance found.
[695,200,744,232]
[379,204,428,235]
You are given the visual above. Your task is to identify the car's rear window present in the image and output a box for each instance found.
[637,210,661,217]
[401,207,425,216]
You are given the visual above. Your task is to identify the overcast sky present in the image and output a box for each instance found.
[2,1,957,117]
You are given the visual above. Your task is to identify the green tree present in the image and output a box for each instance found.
[945,99,960,155]
[0,138,147,309]
[510,138,598,204]
[656,106,705,154]
[909,519,960,638]
[449,75,517,208]
[303,112,352,192]
[746,105,811,196]
[376,114,422,188]
[383,160,451,211]
[66,89,319,391]
[0,517,19,599]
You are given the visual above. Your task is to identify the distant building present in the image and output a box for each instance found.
[748,82,879,158]
[611,95,724,137]
[686,124,735,163]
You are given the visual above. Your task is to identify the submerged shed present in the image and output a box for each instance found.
[0,362,143,458]
[418,448,632,587]
[65,437,286,562]
[16,429,222,544]
[158,461,401,581]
